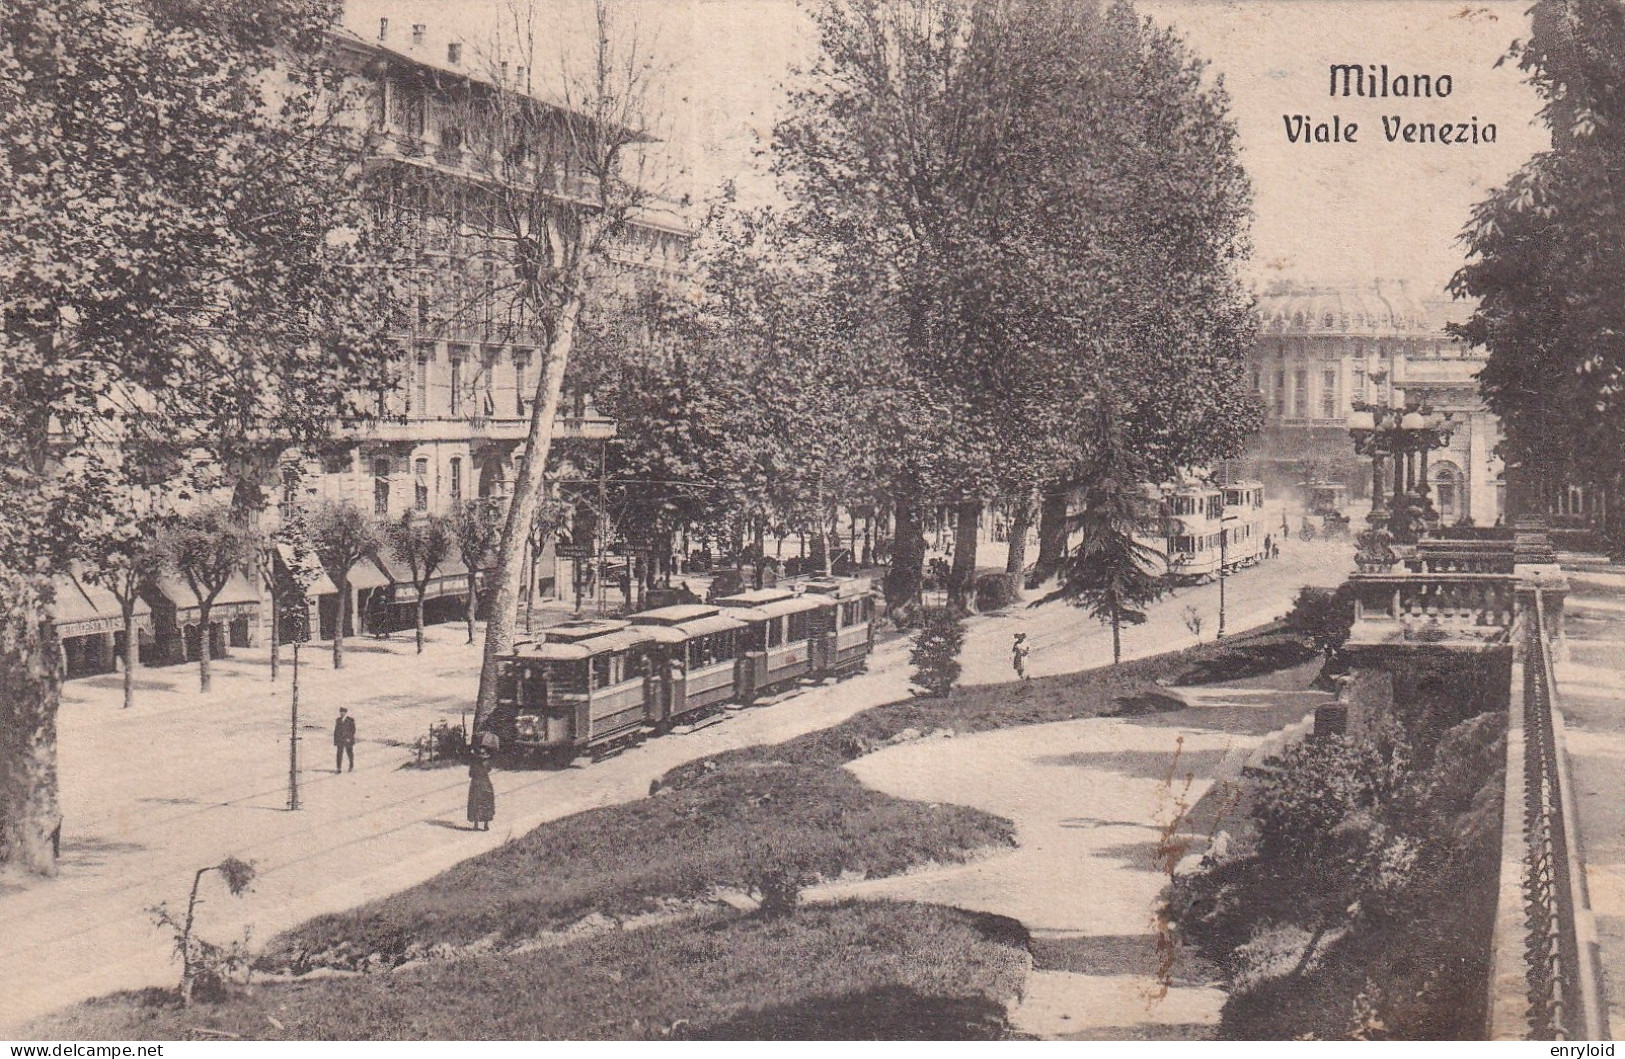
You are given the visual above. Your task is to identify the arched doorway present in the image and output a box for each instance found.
[1431,461,1463,524]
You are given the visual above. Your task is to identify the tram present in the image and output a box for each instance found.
[1134,479,1270,583]
[494,576,876,760]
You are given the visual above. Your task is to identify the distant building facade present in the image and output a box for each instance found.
[1239,281,1505,527]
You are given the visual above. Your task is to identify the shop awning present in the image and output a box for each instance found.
[273,543,338,598]
[337,556,391,592]
[374,542,471,604]
[153,572,262,626]
[50,571,152,638]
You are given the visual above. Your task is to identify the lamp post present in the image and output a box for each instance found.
[1347,396,1455,548]
[1217,514,1238,640]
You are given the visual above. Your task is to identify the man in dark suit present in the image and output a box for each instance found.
[334,707,356,774]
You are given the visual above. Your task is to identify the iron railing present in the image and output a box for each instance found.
[1517,590,1604,1040]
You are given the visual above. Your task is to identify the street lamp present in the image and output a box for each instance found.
[1347,397,1456,552]
[1218,513,1238,640]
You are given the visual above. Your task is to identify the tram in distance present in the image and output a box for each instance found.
[492,575,877,760]
[1132,479,1270,584]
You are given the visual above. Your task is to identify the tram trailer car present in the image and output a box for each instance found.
[714,576,876,699]
[713,588,828,701]
[799,575,877,674]
[626,604,748,722]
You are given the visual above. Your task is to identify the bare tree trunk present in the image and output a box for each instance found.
[465,577,478,645]
[1112,611,1122,665]
[121,596,138,710]
[1035,484,1069,583]
[948,499,980,609]
[885,495,925,611]
[196,602,213,692]
[1006,491,1034,598]
[0,579,63,876]
[333,573,349,669]
[415,596,425,654]
[475,291,584,730]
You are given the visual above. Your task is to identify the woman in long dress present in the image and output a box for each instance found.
[467,749,495,831]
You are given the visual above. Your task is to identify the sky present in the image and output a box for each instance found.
[342,0,1550,296]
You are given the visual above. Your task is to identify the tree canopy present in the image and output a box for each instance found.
[1452,0,1625,548]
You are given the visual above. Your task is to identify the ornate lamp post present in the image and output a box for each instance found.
[1347,392,1455,566]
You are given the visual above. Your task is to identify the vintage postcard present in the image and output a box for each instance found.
[1,0,1619,1044]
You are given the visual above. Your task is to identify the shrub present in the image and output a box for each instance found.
[909,608,965,698]
[973,573,1017,612]
[1283,584,1357,652]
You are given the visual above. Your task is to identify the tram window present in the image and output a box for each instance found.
[842,600,863,627]
[625,646,648,678]
[591,653,613,689]
[553,660,588,694]
[787,611,811,642]
[1176,535,1195,552]
[768,618,784,648]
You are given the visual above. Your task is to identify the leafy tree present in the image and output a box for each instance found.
[909,607,966,698]
[385,513,454,654]
[0,0,401,874]
[451,498,504,646]
[154,506,263,693]
[1050,401,1166,665]
[308,500,384,670]
[763,0,1256,612]
[1452,0,1625,550]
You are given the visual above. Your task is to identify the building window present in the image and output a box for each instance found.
[1274,369,1286,417]
[414,348,431,417]
[374,458,391,515]
[414,457,429,510]
[1352,367,1366,404]
[483,348,498,417]
[1293,368,1308,418]
[514,351,531,416]
[1321,368,1338,419]
[450,457,462,502]
[449,350,464,416]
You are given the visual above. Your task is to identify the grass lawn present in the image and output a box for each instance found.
[262,621,1312,973]
[28,902,1030,1041]
[31,620,1315,1041]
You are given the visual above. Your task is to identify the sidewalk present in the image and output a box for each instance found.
[1554,555,1625,1036]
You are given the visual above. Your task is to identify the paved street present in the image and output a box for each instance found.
[0,531,1350,1033]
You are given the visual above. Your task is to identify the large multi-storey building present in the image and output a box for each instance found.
[51,16,693,675]
[1239,281,1505,527]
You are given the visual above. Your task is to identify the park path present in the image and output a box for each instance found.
[1,531,1348,1034]
[809,674,1327,1039]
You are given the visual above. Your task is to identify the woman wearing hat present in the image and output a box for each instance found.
[467,740,496,831]
[1011,633,1030,681]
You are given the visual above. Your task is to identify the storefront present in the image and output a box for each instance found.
[318,556,390,640]
[50,571,152,679]
[143,573,261,666]
[270,543,337,643]
[370,543,472,632]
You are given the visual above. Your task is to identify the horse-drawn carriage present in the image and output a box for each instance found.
[1301,480,1352,540]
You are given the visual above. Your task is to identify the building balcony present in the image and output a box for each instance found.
[344,414,616,444]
